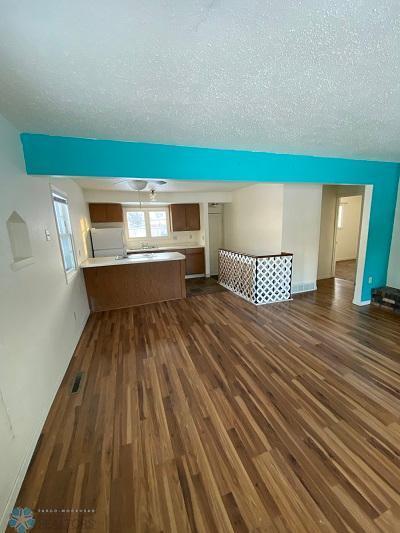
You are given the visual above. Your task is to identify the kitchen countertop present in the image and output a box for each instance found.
[127,243,204,253]
[81,252,185,268]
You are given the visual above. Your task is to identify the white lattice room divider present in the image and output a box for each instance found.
[218,249,293,305]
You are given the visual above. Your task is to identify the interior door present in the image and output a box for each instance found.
[208,212,223,276]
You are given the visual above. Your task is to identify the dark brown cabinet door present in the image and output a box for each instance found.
[89,203,107,222]
[170,204,187,231]
[105,203,123,222]
[185,248,205,274]
[89,203,123,223]
[185,204,200,230]
[170,204,200,231]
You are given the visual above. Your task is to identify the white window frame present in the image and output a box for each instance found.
[124,206,170,246]
[51,187,77,282]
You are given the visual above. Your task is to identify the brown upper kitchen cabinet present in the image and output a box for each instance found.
[170,204,200,231]
[89,203,123,223]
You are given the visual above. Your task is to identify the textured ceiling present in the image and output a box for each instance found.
[1,1,400,161]
[75,178,249,192]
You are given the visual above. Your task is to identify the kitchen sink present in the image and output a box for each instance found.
[115,252,157,261]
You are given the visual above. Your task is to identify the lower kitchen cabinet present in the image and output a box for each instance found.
[185,248,205,275]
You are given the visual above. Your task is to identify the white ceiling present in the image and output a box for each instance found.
[75,178,249,192]
[1,1,400,161]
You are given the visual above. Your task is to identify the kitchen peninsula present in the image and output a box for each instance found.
[81,252,186,312]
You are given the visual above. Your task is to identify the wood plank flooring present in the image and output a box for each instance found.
[186,276,227,297]
[335,260,356,283]
[13,278,400,532]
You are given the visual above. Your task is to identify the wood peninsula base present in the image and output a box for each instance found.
[82,254,186,312]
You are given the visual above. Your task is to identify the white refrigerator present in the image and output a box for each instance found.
[90,228,125,257]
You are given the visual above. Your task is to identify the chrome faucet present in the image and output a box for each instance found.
[141,242,156,250]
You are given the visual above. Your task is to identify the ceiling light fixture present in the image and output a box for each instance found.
[128,180,148,191]
[126,180,147,207]
[113,178,167,204]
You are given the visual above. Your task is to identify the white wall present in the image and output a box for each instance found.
[387,183,400,289]
[317,186,338,279]
[83,189,233,205]
[222,182,323,293]
[224,184,283,255]
[282,184,322,293]
[336,195,362,261]
[0,115,90,529]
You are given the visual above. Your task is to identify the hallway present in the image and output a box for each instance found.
[335,259,356,283]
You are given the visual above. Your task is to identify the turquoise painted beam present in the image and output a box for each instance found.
[21,133,396,183]
[20,133,399,302]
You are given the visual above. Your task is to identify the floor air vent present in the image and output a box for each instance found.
[71,371,84,394]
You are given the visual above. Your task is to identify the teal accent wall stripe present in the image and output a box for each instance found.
[21,133,396,182]
[20,133,400,301]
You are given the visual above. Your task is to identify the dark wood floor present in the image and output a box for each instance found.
[186,276,226,297]
[335,259,356,283]
[13,279,400,532]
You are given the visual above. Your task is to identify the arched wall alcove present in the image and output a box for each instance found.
[6,211,34,270]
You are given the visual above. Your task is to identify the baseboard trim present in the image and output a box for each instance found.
[291,282,317,295]
[0,412,46,532]
[352,298,371,306]
[0,310,90,532]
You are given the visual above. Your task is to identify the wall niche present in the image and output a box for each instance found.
[6,211,34,270]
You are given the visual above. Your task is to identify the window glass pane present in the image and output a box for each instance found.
[60,235,75,271]
[127,211,146,238]
[149,211,168,237]
[52,194,76,273]
[54,201,69,234]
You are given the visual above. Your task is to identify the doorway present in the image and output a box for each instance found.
[334,195,363,283]
[208,203,224,277]
[317,185,369,303]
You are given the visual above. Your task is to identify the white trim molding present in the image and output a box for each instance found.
[353,299,371,306]
[353,185,373,306]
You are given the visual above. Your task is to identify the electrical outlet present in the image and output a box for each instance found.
[44,229,51,241]
[368,276,373,284]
